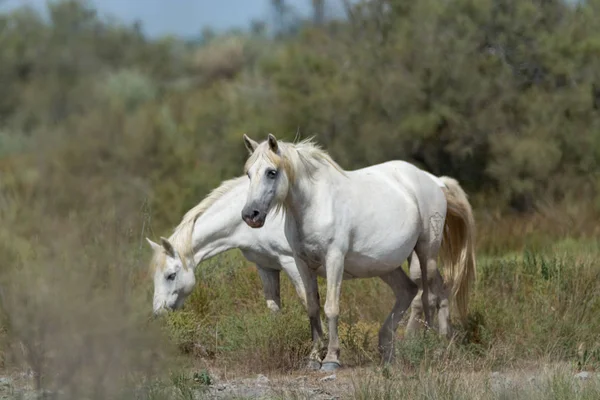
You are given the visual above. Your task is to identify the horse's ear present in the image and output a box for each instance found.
[243,134,259,154]
[267,133,278,153]
[159,237,176,258]
[146,237,161,252]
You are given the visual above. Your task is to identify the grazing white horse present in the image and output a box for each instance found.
[241,134,476,371]
[147,177,307,316]
[146,176,443,336]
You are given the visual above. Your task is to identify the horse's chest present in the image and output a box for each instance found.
[286,211,336,268]
[294,233,327,268]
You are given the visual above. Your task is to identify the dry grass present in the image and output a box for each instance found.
[474,200,600,256]
[349,363,600,400]
[0,195,188,399]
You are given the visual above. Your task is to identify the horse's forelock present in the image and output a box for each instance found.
[244,143,295,181]
[149,240,190,273]
[244,137,345,188]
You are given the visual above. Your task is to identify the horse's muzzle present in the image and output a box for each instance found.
[152,306,169,318]
[242,208,266,228]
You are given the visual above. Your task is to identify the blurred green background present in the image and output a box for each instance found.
[0,0,600,398]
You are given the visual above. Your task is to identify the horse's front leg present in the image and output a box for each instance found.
[321,248,345,372]
[294,256,325,370]
[256,266,281,313]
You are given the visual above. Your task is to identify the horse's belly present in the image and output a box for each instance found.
[345,204,420,270]
[342,241,416,278]
[241,250,282,270]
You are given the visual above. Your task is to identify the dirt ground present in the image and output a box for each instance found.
[1,364,597,400]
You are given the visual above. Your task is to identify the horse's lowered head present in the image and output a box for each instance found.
[241,133,291,228]
[146,236,196,316]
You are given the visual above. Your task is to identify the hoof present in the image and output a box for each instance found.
[306,360,321,371]
[320,362,341,372]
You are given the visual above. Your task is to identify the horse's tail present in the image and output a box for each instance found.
[438,176,477,325]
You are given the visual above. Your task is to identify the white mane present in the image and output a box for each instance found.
[150,176,246,271]
[243,137,346,184]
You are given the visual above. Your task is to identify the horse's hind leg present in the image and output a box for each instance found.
[407,250,452,339]
[432,268,451,338]
[405,252,424,336]
[378,267,419,364]
[414,231,444,332]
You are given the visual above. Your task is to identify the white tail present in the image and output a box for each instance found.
[439,176,477,325]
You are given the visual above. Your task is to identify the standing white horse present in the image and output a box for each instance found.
[241,134,476,371]
[146,175,446,336]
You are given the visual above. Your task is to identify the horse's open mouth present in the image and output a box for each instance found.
[243,217,265,228]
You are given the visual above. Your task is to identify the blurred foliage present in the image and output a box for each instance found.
[0,0,598,228]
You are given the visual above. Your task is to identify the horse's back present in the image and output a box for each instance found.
[350,160,447,225]
[350,160,443,194]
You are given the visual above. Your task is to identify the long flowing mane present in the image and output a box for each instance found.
[243,137,346,184]
[150,176,246,272]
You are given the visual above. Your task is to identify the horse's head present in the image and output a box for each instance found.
[241,133,290,228]
[146,237,196,316]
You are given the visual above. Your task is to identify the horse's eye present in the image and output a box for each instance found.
[267,169,278,179]
[166,273,176,281]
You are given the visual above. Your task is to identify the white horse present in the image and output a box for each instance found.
[241,134,476,371]
[146,177,307,316]
[146,175,442,335]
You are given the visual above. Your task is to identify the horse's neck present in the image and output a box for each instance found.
[284,167,340,228]
[189,184,248,265]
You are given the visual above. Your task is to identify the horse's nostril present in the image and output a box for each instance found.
[242,208,262,224]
